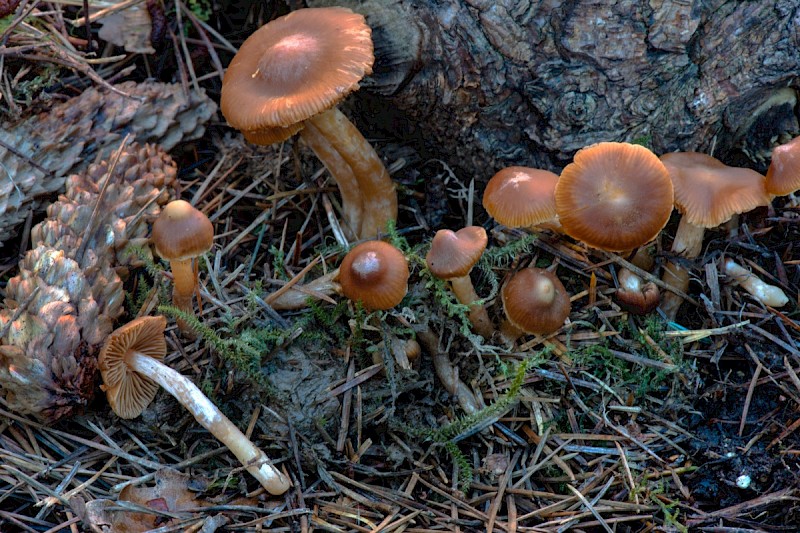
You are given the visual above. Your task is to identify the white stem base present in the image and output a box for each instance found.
[130,353,291,495]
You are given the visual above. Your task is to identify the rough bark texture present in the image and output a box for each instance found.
[309,0,800,179]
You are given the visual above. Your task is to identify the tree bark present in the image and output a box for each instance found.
[310,0,800,178]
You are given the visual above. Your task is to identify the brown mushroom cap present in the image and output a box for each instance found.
[501,268,570,335]
[151,200,214,261]
[483,167,559,227]
[661,152,769,228]
[766,136,800,197]
[555,142,674,251]
[220,7,374,134]
[98,316,167,419]
[339,241,409,310]
[426,226,488,279]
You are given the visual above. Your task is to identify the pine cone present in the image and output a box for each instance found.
[0,143,177,420]
[0,81,214,246]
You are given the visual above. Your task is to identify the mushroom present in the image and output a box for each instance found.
[616,268,660,315]
[98,316,291,495]
[500,267,570,345]
[555,142,674,252]
[766,135,800,201]
[721,257,788,307]
[426,226,493,338]
[151,199,214,334]
[339,240,409,310]
[483,166,561,231]
[220,7,396,240]
[659,152,770,319]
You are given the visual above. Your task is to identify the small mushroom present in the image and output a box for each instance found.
[483,167,561,231]
[765,135,800,198]
[555,142,674,252]
[426,226,493,338]
[500,267,570,345]
[659,152,770,319]
[721,257,788,307]
[616,268,660,315]
[98,316,291,495]
[221,7,396,240]
[339,240,409,310]
[151,200,214,334]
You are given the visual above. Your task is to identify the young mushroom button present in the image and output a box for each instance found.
[339,240,409,311]
[426,226,493,338]
[220,7,397,240]
[99,316,291,495]
[501,267,570,344]
[151,199,214,334]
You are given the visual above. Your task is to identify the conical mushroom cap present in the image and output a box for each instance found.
[555,142,674,251]
[99,316,167,419]
[426,226,488,279]
[220,7,374,133]
[661,152,769,228]
[483,167,559,228]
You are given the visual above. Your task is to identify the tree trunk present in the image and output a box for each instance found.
[310,0,800,178]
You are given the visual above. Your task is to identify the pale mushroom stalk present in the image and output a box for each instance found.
[300,121,363,239]
[308,108,397,239]
[660,218,706,320]
[127,352,291,495]
[449,275,494,339]
[268,268,341,310]
[722,257,789,307]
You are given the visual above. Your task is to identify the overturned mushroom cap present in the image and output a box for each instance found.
[99,316,167,419]
[339,241,409,310]
[220,7,374,134]
[766,136,800,197]
[483,167,559,227]
[661,152,769,228]
[426,226,488,279]
[151,200,214,261]
[502,268,570,336]
[555,142,674,251]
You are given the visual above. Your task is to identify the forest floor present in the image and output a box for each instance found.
[0,1,799,532]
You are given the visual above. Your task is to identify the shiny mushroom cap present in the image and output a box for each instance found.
[555,142,674,251]
[426,226,488,279]
[661,152,769,228]
[483,167,559,227]
[339,240,409,310]
[502,268,570,336]
[98,316,167,419]
[220,7,374,139]
[766,136,800,197]
[151,200,214,261]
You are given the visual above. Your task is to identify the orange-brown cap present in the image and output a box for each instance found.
[555,142,674,251]
[220,7,374,134]
[243,122,304,146]
[615,269,659,315]
[98,316,167,419]
[661,152,769,228]
[483,167,559,227]
[501,268,570,335]
[339,240,409,310]
[152,200,214,261]
[766,136,800,196]
[426,226,487,279]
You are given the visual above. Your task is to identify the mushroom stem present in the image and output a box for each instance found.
[126,351,291,495]
[499,319,524,346]
[449,275,494,339]
[168,258,197,333]
[417,328,481,414]
[307,107,397,239]
[300,122,363,239]
[659,217,706,320]
[268,268,341,310]
[722,257,789,307]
